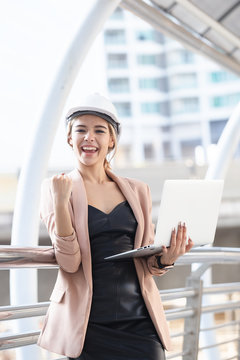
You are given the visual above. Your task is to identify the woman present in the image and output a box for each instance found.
[38,93,193,359]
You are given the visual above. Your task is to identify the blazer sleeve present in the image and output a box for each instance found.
[40,178,81,273]
[144,184,170,276]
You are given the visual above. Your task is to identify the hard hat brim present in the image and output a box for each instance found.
[66,109,120,136]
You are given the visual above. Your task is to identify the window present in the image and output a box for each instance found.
[136,30,164,43]
[210,93,240,108]
[138,77,168,92]
[139,78,161,90]
[167,49,194,66]
[141,102,169,115]
[180,139,202,159]
[144,144,154,160]
[161,125,171,133]
[107,54,128,69]
[171,98,199,114]
[210,119,227,143]
[140,102,161,114]
[108,78,129,93]
[113,102,132,117]
[169,73,197,90]
[137,54,165,67]
[209,71,238,83]
[137,54,156,65]
[163,141,172,159]
[104,30,126,45]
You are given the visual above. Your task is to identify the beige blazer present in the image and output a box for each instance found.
[37,168,172,357]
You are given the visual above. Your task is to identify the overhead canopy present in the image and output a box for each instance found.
[121,0,240,75]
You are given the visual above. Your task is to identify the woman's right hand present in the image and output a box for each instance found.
[51,174,72,205]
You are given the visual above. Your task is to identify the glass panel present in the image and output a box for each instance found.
[107,54,128,69]
[180,139,202,158]
[169,73,198,89]
[136,30,164,43]
[113,102,132,117]
[171,98,199,114]
[137,54,165,67]
[104,30,126,45]
[163,141,173,159]
[139,78,161,89]
[144,143,154,160]
[209,71,238,83]
[210,119,227,143]
[137,54,156,65]
[167,49,194,66]
[210,93,240,108]
[141,102,161,114]
[108,78,130,93]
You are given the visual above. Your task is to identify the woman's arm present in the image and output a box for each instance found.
[40,174,81,273]
[51,174,74,237]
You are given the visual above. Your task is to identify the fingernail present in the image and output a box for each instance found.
[172,227,175,232]
[178,221,181,226]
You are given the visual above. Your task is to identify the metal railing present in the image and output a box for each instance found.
[0,246,239,360]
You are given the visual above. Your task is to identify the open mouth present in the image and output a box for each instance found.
[81,146,98,154]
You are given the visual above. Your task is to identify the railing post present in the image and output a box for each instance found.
[238,318,240,358]
[182,275,203,360]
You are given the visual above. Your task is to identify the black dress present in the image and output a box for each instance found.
[68,201,165,360]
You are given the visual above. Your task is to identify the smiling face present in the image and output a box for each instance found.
[68,114,115,168]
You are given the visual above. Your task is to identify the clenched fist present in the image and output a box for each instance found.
[51,173,72,205]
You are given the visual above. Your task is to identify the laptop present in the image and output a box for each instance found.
[104,179,224,260]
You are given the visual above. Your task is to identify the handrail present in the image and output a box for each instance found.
[0,284,239,357]
[0,331,40,351]
[0,246,240,268]
[203,282,240,294]
[0,246,56,268]
[0,247,239,358]
[0,302,49,321]
[1,282,239,322]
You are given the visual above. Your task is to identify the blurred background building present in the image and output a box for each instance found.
[103,7,240,166]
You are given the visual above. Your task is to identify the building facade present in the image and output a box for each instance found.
[102,7,240,167]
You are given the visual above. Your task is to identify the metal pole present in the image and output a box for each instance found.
[183,277,203,360]
[10,1,121,359]
[205,101,240,180]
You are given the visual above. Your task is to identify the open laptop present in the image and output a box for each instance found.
[104,179,224,260]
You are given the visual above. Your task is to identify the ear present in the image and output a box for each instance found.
[68,137,73,147]
[109,136,114,149]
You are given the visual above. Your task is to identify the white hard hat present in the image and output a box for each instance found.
[65,93,121,136]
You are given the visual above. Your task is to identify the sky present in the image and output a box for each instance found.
[0,0,107,173]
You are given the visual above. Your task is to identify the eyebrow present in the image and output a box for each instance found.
[74,124,108,130]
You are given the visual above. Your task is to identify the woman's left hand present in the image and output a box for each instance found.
[159,222,194,265]
[148,222,194,269]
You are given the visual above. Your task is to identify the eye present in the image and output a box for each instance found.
[95,130,105,133]
[75,129,85,133]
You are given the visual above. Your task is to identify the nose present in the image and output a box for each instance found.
[84,131,94,142]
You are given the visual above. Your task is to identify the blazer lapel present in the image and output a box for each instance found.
[106,169,144,249]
